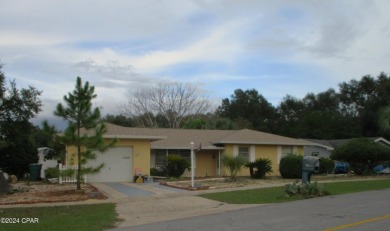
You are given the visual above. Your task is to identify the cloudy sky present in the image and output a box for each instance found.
[1,0,390,128]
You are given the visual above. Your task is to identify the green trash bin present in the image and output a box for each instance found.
[29,164,42,181]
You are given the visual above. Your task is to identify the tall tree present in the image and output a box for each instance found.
[55,77,114,190]
[339,75,382,137]
[378,106,390,137]
[120,81,211,128]
[217,89,277,132]
[276,95,306,137]
[276,88,360,139]
[0,64,42,177]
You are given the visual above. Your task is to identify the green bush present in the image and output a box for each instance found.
[285,181,329,198]
[162,154,190,178]
[331,138,390,175]
[45,167,59,178]
[245,158,273,179]
[319,157,335,174]
[221,155,246,181]
[150,167,166,176]
[279,153,303,179]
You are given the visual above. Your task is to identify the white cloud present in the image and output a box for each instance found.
[1,0,390,127]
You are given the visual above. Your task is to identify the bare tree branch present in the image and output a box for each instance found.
[119,81,211,128]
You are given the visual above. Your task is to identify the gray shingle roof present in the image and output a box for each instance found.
[102,123,313,149]
[302,137,390,150]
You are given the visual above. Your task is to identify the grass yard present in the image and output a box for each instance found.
[200,179,390,204]
[0,203,117,231]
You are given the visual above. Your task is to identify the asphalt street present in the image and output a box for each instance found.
[111,189,390,231]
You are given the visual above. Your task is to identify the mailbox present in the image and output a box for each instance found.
[302,156,320,184]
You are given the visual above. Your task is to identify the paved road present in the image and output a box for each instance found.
[111,189,390,231]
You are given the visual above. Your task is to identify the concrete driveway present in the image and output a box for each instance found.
[91,182,256,229]
[91,182,184,198]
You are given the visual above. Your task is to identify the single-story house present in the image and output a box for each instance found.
[302,137,390,158]
[65,123,314,182]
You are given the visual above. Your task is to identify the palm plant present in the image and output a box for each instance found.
[221,155,246,181]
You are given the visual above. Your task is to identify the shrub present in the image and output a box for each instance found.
[285,181,329,198]
[162,154,190,178]
[221,155,246,181]
[45,167,59,178]
[279,153,303,179]
[331,138,390,175]
[150,167,166,177]
[245,158,273,179]
[319,157,335,174]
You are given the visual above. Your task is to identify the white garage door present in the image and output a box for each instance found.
[87,147,133,182]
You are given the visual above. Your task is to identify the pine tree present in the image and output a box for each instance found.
[55,77,114,190]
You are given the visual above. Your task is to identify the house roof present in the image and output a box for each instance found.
[302,139,335,150]
[102,123,167,141]
[213,129,314,146]
[103,123,314,150]
[303,137,390,150]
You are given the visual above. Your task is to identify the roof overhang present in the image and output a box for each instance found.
[374,137,390,146]
[151,146,225,150]
[104,135,166,141]
[212,141,312,146]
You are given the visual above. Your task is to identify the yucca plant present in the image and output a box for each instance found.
[222,155,246,181]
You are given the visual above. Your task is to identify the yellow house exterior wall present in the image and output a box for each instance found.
[255,145,279,176]
[65,137,306,180]
[65,138,152,176]
[195,150,217,177]
[220,144,305,177]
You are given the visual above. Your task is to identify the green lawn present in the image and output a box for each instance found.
[0,203,117,231]
[200,179,390,204]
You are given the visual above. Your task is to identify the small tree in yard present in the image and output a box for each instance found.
[331,138,390,175]
[222,155,246,181]
[55,77,115,190]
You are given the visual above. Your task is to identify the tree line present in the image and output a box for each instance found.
[107,72,390,140]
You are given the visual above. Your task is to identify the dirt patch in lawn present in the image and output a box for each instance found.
[0,181,106,205]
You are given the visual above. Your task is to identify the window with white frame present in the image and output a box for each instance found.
[282,146,293,155]
[280,146,293,161]
[238,146,249,161]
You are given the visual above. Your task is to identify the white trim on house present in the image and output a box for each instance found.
[374,137,390,146]
[233,145,239,157]
[277,146,282,163]
[250,145,255,162]
[104,135,166,140]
